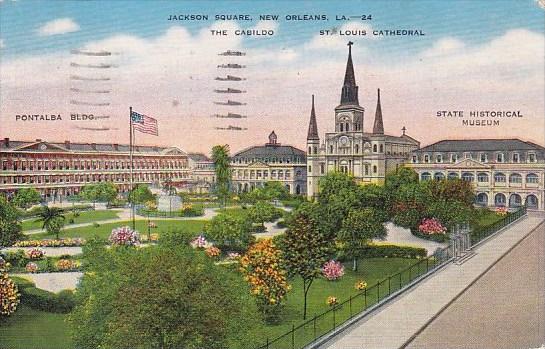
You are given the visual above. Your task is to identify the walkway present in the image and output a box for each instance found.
[1,246,82,257]
[318,212,545,349]
[379,223,447,256]
[13,272,83,293]
[405,218,545,349]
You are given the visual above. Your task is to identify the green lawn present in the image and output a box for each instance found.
[1,257,423,349]
[474,208,504,227]
[21,210,120,231]
[218,207,250,218]
[0,306,73,349]
[235,257,423,349]
[29,219,207,240]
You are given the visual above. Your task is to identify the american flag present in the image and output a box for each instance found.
[131,110,158,136]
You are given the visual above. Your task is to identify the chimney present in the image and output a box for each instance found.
[3,138,9,148]
[91,143,97,150]
[64,140,71,149]
[113,143,119,151]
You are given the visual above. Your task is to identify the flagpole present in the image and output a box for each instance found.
[129,106,135,230]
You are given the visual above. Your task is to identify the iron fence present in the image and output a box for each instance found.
[254,207,527,349]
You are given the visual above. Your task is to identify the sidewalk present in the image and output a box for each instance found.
[319,212,545,349]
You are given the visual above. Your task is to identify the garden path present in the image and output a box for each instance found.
[12,272,83,293]
[379,223,447,256]
[318,212,545,349]
[1,247,82,257]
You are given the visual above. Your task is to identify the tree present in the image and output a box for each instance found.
[96,182,118,205]
[70,244,258,349]
[211,145,231,207]
[36,206,65,240]
[12,187,41,210]
[359,184,388,222]
[338,208,387,271]
[0,258,20,318]
[316,172,362,239]
[239,239,290,323]
[204,213,253,251]
[128,184,154,205]
[282,210,330,320]
[80,184,99,208]
[247,201,279,227]
[0,196,23,247]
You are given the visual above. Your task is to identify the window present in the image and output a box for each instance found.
[477,172,489,182]
[480,153,488,163]
[424,154,430,163]
[461,172,475,182]
[494,172,506,182]
[373,165,377,173]
[512,153,520,163]
[434,172,445,180]
[448,172,459,180]
[308,146,312,154]
[329,145,334,153]
[509,173,522,183]
[528,153,536,163]
[450,153,458,163]
[340,123,344,132]
[373,144,378,153]
[412,155,417,163]
[355,144,359,154]
[421,172,432,181]
[364,165,369,176]
[308,165,312,172]
[464,152,472,159]
[496,153,504,163]
[379,144,384,153]
[320,163,325,174]
[436,154,443,163]
[526,173,539,184]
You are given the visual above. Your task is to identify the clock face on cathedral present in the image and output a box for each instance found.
[339,136,349,146]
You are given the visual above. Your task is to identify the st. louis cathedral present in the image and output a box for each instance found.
[306,42,420,198]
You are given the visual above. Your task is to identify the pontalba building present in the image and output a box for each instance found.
[408,139,545,210]
[231,131,307,195]
[306,42,420,198]
[0,138,191,200]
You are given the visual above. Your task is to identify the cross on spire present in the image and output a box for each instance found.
[402,126,407,135]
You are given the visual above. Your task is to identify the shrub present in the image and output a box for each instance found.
[337,243,428,260]
[181,204,204,217]
[13,238,85,248]
[0,265,20,317]
[20,286,75,313]
[205,246,221,258]
[322,260,345,281]
[411,229,450,243]
[109,226,140,246]
[2,250,26,267]
[418,218,447,235]
[26,248,45,260]
[25,262,39,273]
[275,220,287,228]
[56,259,79,271]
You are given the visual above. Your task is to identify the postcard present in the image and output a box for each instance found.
[0,1,544,349]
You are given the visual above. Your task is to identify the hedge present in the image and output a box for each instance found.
[11,276,75,313]
[336,243,427,261]
[410,229,450,243]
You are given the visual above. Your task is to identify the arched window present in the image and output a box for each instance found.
[421,172,432,181]
[313,146,317,154]
[355,144,359,154]
[424,154,430,163]
[379,144,384,153]
[526,195,538,208]
[461,172,474,182]
[496,153,505,163]
[434,172,445,180]
[526,173,539,184]
[373,144,378,153]
[373,165,377,173]
[340,123,344,132]
[509,173,522,183]
[308,146,312,154]
[509,194,522,207]
[494,172,506,182]
[345,123,350,131]
[476,193,488,206]
[477,172,489,182]
[329,145,334,153]
[495,193,506,206]
[448,172,459,180]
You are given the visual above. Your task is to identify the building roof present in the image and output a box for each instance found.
[416,139,545,153]
[340,41,359,106]
[188,152,211,162]
[1,138,186,155]
[233,144,306,158]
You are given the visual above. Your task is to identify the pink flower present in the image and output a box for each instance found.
[109,226,140,246]
[418,218,447,235]
[322,260,345,281]
[191,235,208,249]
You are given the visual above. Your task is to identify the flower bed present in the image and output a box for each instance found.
[13,238,85,248]
[26,248,45,260]
[322,260,345,281]
[109,226,140,246]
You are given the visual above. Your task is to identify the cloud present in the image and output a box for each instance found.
[37,18,80,36]
[0,39,4,49]
[1,24,543,153]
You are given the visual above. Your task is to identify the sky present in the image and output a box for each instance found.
[1,0,544,154]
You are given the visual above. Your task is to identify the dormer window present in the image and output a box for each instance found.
[412,155,417,163]
[480,153,488,163]
[436,154,443,163]
[450,153,458,163]
[464,152,472,159]
[496,153,505,163]
[512,153,520,163]
[528,153,536,163]
[424,154,430,163]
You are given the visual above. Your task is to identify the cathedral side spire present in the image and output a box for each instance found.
[340,41,359,105]
[373,88,384,134]
[307,94,319,140]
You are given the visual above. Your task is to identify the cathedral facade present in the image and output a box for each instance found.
[306,42,420,198]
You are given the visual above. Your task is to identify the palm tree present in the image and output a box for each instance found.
[36,206,66,240]
[211,145,231,208]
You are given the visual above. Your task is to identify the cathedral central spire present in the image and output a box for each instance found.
[373,88,384,134]
[307,95,319,140]
[340,41,359,105]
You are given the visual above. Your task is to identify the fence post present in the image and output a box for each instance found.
[409,265,412,281]
[333,306,336,330]
[399,272,402,288]
[349,295,353,318]
[426,257,429,272]
[364,288,367,309]
[291,324,295,349]
[388,276,391,296]
[377,281,380,302]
